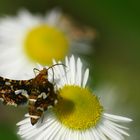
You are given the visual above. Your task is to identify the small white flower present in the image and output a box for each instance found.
[17,56,132,140]
[0,9,95,80]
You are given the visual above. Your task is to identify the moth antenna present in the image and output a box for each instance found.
[47,63,66,83]
[33,68,40,76]
[47,63,66,71]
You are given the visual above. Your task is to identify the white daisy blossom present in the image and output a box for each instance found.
[17,56,132,140]
[17,113,131,140]
[0,9,95,80]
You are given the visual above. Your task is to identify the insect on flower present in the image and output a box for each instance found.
[0,64,65,125]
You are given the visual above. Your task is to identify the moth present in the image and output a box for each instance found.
[0,64,63,125]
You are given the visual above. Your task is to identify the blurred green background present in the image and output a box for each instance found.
[0,0,139,140]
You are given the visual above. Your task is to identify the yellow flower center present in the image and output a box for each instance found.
[24,25,69,65]
[54,85,103,130]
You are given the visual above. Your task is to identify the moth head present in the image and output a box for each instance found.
[34,68,48,80]
[33,63,66,81]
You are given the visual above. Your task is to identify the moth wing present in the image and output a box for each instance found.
[0,77,32,106]
[1,90,29,106]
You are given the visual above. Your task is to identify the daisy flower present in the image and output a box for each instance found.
[0,9,95,80]
[17,56,132,140]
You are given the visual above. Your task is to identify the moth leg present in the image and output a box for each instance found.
[41,113,45,124]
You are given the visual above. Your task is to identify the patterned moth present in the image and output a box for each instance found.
[0,64,63,125]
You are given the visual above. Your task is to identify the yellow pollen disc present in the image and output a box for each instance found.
[24,25,69,65]
[54,85,103,130]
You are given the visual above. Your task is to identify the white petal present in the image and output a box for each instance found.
[53,126,66,140]
[76,58,82,86]
[45,8,61,26]
[61,127,69,140]
[65,56,70,85]
[99,125,121,140]
[105,120,130,136]
[107,120,129,130]
[104,113,132,122]
[92,129,100,140]
[96,127,108,140]
[69,55,75,84]
[37,121,59,140]
[17,118,30,126]
[85,130,95,140]
[18,124,32,135]
[57,62,67,85]
[36,63,43,70]
[82,68,89,88]
[72,131,79,140]
[18,9,42,28]
[67,129,72,140]
[46,123,62,140]
[100,119,125,140]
